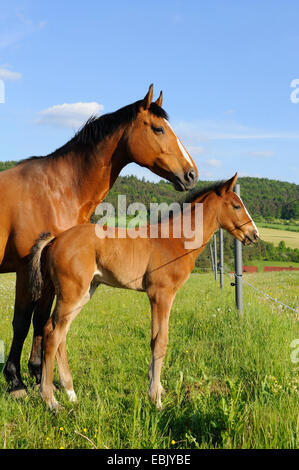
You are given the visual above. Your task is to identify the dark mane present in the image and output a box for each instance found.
[183,180,225,204]
[17,100,168,166]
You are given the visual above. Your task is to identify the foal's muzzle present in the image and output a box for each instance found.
[243,228,259,245]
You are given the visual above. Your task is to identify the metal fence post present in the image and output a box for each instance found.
[219,228,224,289]
[234,184,243,315]
[213,233,218,281]
[209,242,215,274]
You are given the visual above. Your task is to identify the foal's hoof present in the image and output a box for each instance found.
[66,389,78,403]
[44,397,63,413]
[10,387,28,399]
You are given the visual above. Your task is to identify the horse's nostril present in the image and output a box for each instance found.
[185,169,196,182]
[253,230,259,240]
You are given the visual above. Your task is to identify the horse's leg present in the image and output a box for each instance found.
[3,268,35,397]
[148,289,174,410]
[41,292,91,410]
[28,280,55,385]
[56,338,77,403]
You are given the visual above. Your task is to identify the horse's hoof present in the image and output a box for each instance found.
[10,387,28,399]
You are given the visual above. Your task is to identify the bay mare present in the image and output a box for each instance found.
[29,173,259,410]
[0,85,198,397]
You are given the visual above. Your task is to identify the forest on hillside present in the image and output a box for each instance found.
[0,161,298,220]
[1,161,298,267]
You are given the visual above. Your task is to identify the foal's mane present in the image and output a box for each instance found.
[18,100,168,166]
[182,180,225,204]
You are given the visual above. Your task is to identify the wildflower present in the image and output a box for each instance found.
[59,427,64,431]
[60,446,64,449]
[171,440,176,445]
[83,428,87,433]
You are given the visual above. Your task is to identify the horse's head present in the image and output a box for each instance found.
[218,173,259,245]
[125,84,198,191]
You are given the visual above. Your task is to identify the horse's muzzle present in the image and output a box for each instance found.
[173,170,197,191]
[184,169,197,189]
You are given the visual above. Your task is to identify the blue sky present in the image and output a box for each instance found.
[1,0,299,183]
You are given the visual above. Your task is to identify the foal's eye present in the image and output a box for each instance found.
[152,126,165,135]
[233,204,241,210]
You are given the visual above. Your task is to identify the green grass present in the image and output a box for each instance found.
[257,223,299,233]
[0,272,299,449]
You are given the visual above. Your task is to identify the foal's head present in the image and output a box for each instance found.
[217,173,259,245]
[125,84,198,191]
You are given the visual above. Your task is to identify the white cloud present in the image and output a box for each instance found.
[185,145,205,156]
[248,150,274,158]
[174,120,299,142]
[0,67,22,81]
[37,102,105,128]
[206,159,222,167]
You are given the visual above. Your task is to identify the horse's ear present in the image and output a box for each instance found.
[220,172,238,195]
[140,84,154,110]
[155,90,163,107]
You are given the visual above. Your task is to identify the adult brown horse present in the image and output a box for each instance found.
[28,173,259,411]
[1,84,198,397]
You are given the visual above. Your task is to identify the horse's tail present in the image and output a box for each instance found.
[28,232,55,301]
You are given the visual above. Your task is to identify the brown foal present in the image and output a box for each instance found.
[29,173,259,411]
[0,84,198,397]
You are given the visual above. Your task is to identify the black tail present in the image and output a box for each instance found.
[28,232,55,301]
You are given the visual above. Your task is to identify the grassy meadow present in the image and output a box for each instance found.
[0,271,299,449]
[257,226,299,249]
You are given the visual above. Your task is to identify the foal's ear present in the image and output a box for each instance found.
[140,84,154,110]
[155,90,163,107]
[220,172,238,195]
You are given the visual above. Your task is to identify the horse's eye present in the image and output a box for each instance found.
[233,204,241,210]
[152,126,164,135]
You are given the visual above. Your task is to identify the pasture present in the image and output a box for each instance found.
[258,226,299,249]
[0,271,298,449]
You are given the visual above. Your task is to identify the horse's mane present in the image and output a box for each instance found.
[18,100,168,166]
[182,180,225,204]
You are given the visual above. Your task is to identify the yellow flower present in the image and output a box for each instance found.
[46,437,50,441]
[171,440,176,445]
[83,428,87,433]
[59,427,64,431]
[60,446,64,449]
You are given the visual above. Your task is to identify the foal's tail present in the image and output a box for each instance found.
[28,232,56,301]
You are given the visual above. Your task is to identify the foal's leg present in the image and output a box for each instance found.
[4,268,35,397]
[41,288,92,410]
[28,280,55,385]
[56,338,77,403]
[148,289,174,410]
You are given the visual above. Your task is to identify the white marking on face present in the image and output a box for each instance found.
[237,195,259,236]
[164,119,194,167]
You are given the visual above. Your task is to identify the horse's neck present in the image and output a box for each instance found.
[181,192,219,256]
[50,126,129,223]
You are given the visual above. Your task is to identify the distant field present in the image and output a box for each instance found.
[246,259,299,272]
[258,227,299,249]
[258,223,299,232]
